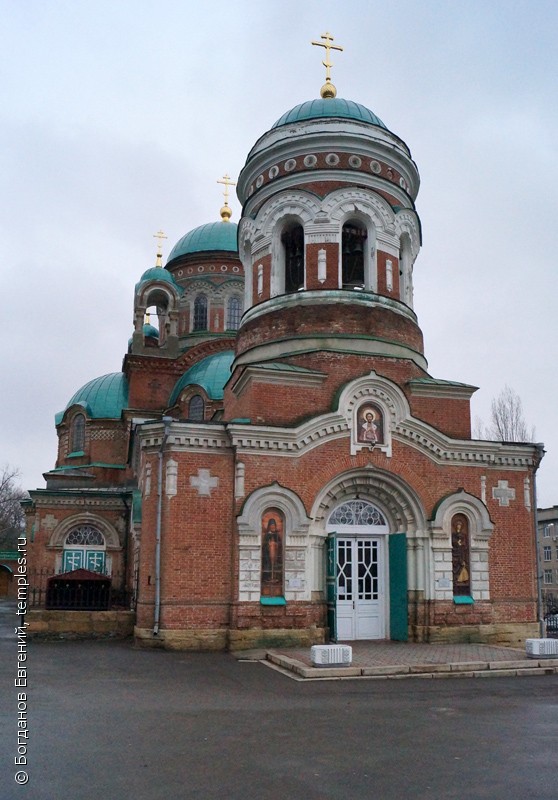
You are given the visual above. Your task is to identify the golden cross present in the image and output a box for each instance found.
[153,229,167,267]
[311,31,343,85]
[217,174,236,205]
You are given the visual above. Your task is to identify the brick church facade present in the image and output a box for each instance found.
[24,71,542,649]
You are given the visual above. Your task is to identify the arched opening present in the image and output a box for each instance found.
[226,295,242,330]
[71,413,85,453]
[193,294,208,331]
[188,394,204,421]
[451,513,471,597]
[281,223,305,293]
[342,222,367,289]
[399,233,413,306]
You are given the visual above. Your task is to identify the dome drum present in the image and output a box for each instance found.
[233,292,426,369]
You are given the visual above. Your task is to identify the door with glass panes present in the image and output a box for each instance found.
[335,536,384,640]
[327,500,389,641]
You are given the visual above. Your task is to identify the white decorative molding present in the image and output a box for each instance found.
[235,462,245,499]
[317,248,327,283]
[190,468,219,497]
[481,475,486,503]
[386,259,393,292]
[47,513,122,550]
[524,477,531,510]
[165,459,178,498]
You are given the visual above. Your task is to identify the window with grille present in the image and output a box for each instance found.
[328,500,387,527]
[227,295,242,330]
[193,294,208,331]
[188,395,204,421]
[71,414,85,452]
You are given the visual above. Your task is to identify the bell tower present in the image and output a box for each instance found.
[228,37,424,424]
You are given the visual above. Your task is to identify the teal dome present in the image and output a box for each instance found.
[167,221,238,263]
[56,373,129,424]
[143,322,159,339]
[272,98,387,130]
[135,267,181,293]
[169,351,234,406]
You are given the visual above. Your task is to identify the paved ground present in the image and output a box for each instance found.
[1,601,557,800]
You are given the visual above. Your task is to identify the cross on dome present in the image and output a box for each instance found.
[217,173,236,222]
[311,31,344,98]
[152,229,168,267]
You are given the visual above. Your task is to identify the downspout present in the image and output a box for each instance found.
[154,416,173,636]
[532,443,546,638]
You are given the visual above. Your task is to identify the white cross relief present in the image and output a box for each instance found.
[41,514,58,532]
[190,468,219,497]
[492,480,515,507]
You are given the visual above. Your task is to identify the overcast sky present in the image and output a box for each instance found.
[2,0,557,507]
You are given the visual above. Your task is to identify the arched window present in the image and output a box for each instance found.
[451,514,471,597]
[188,394,204,421]
[226,295,242,330]
[261,508,284,598]
[342,222,367,288]
[282,224,305,293]
[71,414,85,452]
[193,294,208,331]
[63,525,106,573]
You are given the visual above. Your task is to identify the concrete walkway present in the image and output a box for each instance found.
[263,640,558,680]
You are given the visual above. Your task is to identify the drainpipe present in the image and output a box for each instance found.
[153,416,173,636]
[532,443,546,638]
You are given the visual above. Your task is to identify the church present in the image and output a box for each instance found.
[24,35,543,650]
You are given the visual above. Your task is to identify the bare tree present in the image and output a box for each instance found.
[0,465,28,549]
[477,385,535,442]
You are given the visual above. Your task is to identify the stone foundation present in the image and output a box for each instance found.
[134,625,327,651]
[413,622,540,647]
[26,609,135,640]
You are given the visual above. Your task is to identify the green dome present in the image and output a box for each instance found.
[56,373,129,424]
[167,221,238,263]
[272,98,387,130]
[169,351,234,405]
[143,322,159,339]
[135,267,181,293]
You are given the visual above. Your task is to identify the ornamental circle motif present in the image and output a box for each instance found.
[177,269,183,277]
[348,155,362,169]
[220,265,228,272]
[256,175,264,188]
[232,266,240,273]
[268,165,279,179]
[370,160,381,174]
[303,154,317,167]
[248,185,254,196]
[187,267,193,274]
[209,265,215,271]
[325,153,340,166]
[284,158,297,172]
[197,266,204,272]
[399,177,406,189]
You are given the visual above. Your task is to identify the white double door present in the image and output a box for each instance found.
[336,536,385,640]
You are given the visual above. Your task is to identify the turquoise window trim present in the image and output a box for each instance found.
[67,450,86,458]
[453,595,474,605]
[260,596,286,606]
